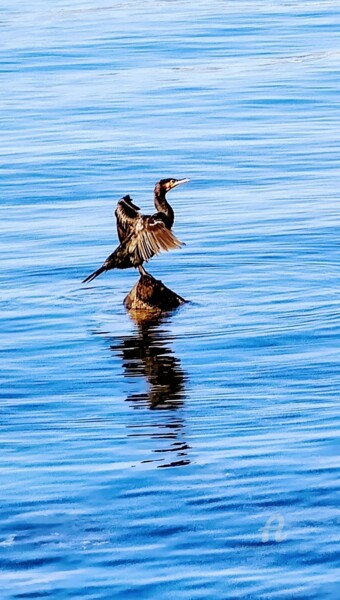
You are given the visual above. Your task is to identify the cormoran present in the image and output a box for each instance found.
[82,177,189,283]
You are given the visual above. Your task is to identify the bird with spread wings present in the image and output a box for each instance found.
[82,177,189,284]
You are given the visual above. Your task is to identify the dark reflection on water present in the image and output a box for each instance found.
[109,311,190,467]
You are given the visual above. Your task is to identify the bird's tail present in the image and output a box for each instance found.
[82,265,106,284]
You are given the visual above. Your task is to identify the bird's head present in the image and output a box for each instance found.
[155,177,190,195]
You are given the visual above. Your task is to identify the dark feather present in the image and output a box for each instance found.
[115,195,140,243]
[82,265,106,284]
[126,216,184,264]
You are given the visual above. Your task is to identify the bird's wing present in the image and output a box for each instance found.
[115,195,140,243]
[126,215,184,263]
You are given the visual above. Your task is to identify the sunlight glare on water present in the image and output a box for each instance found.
[1,1,340,598]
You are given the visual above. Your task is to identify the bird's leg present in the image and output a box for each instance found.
[138,264,150,277]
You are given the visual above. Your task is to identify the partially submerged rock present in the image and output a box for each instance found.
[124,273,187,315]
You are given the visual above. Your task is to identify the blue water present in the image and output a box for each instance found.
[1,1,340,598]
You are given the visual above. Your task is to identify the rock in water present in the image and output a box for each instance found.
[124,274,187,314]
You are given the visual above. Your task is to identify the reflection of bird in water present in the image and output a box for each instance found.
[109,311,190,467]
[111,312,186,410]
[83,178,189,284]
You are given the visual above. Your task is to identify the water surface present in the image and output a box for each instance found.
[1,1,340,598]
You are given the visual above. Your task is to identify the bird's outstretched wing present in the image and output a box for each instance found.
[125,215,184,264]
[115,195,140,243]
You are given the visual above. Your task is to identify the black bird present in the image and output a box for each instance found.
[82,177,189,284]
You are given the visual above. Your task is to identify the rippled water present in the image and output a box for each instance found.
[1,1,340,598]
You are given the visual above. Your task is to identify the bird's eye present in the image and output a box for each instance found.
[170,179,175,185]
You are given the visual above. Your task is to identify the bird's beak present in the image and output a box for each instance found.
[172,178,190,188]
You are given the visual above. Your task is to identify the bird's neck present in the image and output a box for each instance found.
[154,189,174,228]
